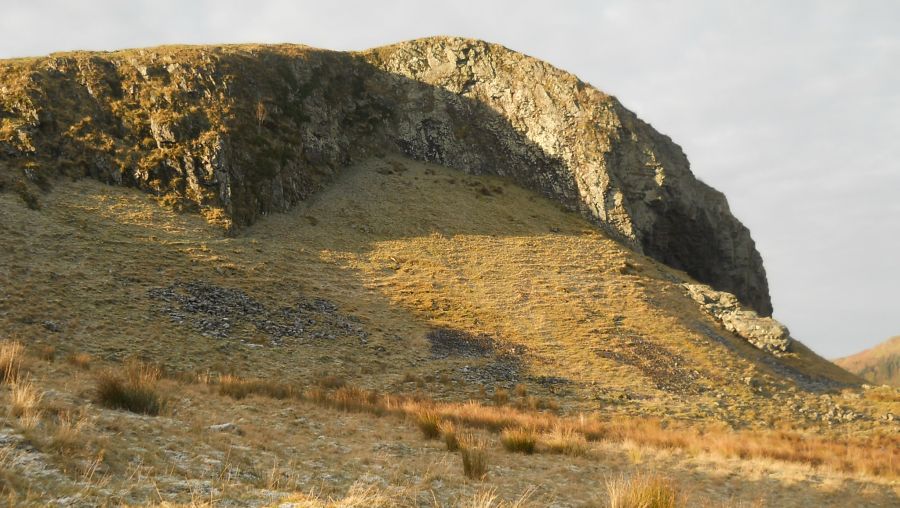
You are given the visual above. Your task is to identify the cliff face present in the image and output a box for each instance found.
[0,37,772,315]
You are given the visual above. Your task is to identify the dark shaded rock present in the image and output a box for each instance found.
[426,328,495,358]
[148,281,367,345]
[595,333,706,395]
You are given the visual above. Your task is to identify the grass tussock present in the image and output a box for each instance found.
[67,352,93,370]
[439,420,460,451]
[433,400,526,433]
[8,379,43,427]
[500,427,537,454]
[543,425,588,456]
[218,375,297,400]
[0,341,24,383]
[39,345,56,362]
[605,473,682,508]
[412,407,442,439]
[316,375,346,389]
[96,360,166,415]
[171,372,900,479]
[281,482,394,507]
[48,409,90,450]
[464,488,532,508]
[354,385,898,477]
[459,435,488,481]
[331,386,383,414]
[513,395,559,412]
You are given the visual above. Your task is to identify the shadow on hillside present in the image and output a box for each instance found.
[7,43,770,313]
[209,46,582,231]
[2,44,761,316]
[0,45,848,394]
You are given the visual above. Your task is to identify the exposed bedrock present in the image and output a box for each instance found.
[0,37,772,314]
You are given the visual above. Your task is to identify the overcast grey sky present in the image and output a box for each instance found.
[2,1,897,358]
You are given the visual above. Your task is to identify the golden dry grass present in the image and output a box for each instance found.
[0,157,866,440]
[66,352,92,370]
[8,379,43,428]
[0,157,896,504]
[604,473,682,508]
[95,360,166,415]
[459,434,488,481]
[0,348,894,506]
[278,483,394,507]
[513,384,527,398]
[412,407,442,440]
[462,488,533,508]
[39,345,57,362]
[205,370,900,480]
[863,386,900,403]
[439,420,461,451]
[0,340,24,383]
[330,386,384,414]
[218,374,297,400]
[500,427,537,454]
[48,409,90,451]
[278,377,900,478]
[542,425,588,457]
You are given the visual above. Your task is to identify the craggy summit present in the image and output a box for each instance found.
[0,36,769,314]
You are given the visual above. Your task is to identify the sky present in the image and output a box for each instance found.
[1,1,897,358]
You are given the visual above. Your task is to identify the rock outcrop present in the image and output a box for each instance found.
[0,37,772,314]
[683,283,791,355]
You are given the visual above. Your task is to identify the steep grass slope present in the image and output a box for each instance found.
[1,156,897,506]
[0,155,868,423]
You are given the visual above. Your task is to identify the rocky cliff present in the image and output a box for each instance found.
[0,37,772,315]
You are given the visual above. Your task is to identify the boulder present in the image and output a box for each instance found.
[684,283,791,355]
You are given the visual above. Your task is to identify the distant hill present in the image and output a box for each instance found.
[835,336,900,386]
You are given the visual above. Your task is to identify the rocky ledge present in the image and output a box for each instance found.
[0,37,771,314]
[683,283,791,355]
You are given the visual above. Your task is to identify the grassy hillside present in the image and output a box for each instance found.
[0,39,774,316]
[1,155,897,506]
[835,336,900,387]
